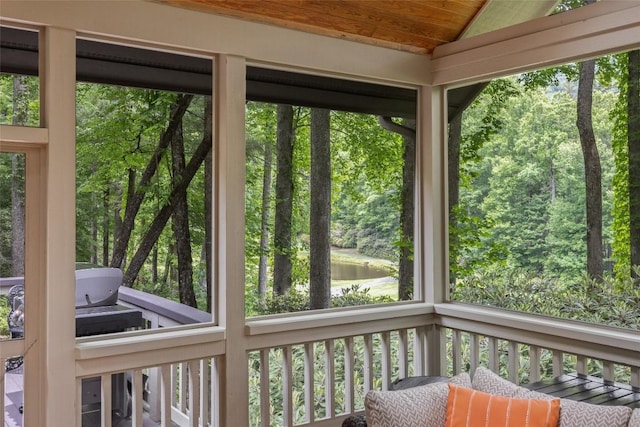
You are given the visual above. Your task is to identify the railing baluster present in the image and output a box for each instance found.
[529,345,540,383]
[160,364,172,427]
[260,349,270,427]
[132,369,144,427]
[452,329,462,375]
[325,339,336,418]
[381,331,391,390]
[304,342,315,423]
[363,334,374,392]
[179,362,188,413]
[76,377,83,427]
[398,329,408,379]
[148,366,161,422]
[469,333,480,375]
[631,366,640,388]
[488,337,498,373]
[552,351,563,377]
[200,359,210,426]
[576,355,587,377]
[603,361,614,383]
[508,341,519,384]
[344,337,355,414]
[188,360,200,427]
[171,363,178,409]
[414,326,427,376]
[283,346,293,427]
[101,374,112,427]
[1,364,5,425]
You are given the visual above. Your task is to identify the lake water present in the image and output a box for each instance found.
[331,260,390,280]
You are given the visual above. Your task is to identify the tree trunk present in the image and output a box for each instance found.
[170,109,197,307]
[377,116,416,300]
[258,138,273,302]
[309,108,332,309]
[273,105,295,295]
[628,49,640,277]
[110,94,193,269]
[577,57,603,282]
[447,113,462,286]
[122,98,212,288]
[11,75,27,277]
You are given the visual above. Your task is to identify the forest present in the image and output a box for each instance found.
[0,45,639,333]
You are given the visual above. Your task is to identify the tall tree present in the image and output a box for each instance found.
[309,108,331,309]
[377,116,415,300]
[577,56,603,281]
[170,107,197,307]
[123,99,212,287]
[11,76,27,277]
[204,131,213,312]
[258,138,273,301]
[628,50,640,277]
[273,105,295,295]
[110,94,193,269]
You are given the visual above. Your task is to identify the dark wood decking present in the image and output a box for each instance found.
[524,373,640,408]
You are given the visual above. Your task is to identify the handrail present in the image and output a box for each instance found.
[118,286,212,325]
[435,302,640,367]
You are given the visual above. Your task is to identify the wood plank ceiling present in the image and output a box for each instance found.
[156,0,487,54]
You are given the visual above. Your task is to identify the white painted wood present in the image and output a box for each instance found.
[343,337,355,414]
[529,345,540,383]
[132,369,144,427]
[179,363,188,413]
[603,361,615,383]
[427,325,445,376]
[246,304,433,335]
[41,26,77,427]
[508,341,519,384]
[283,346,293,427]
[215,54,248,427]
[418,84,447,304]
[160,364,172,427]
[0,1,430,87]
[0,125,48,145]
[324,340,335,419]
[1,366,5,424]
[452,330,462,375]
[100,374,112,427]
[631,367,640,389]
[363,335,374,392]
[188,360,200,427]
[200,359,210,426]
[435,304,640,367]
[304,343,314,423]
[413,326,428,376]
[469,333,480,376]
[149,367,162,422]
[552,351,563,378]
[488,337,499,373]
[0,339,24,360]
[260,350,270,427]
[76,379,83,427]
[398,329,408,379]
[432,1,640,86]
[380,331,391,390]
[576,355,587,377]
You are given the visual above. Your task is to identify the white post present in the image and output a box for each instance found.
[40,26,77,427]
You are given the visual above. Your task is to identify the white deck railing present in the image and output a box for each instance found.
[69,295,640,427]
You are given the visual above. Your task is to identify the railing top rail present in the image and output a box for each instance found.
[118,286,212,324]
[436,302,640,366]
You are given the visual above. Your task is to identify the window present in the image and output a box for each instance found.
[448,50,640,330]
[244,68,418,315]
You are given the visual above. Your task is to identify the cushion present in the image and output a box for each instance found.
[472,367,632,427]
[629,409,640,427]
[445,384,560,427]
[365,373,471,427]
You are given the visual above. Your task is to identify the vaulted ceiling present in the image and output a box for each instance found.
[156,0,558,54]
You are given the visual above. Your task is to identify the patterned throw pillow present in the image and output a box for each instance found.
[471,367,632,427]
[445,384,560,427]
[365,373,472,427]
[629,409,640,427]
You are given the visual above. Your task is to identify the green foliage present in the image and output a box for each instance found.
[0,295,9,337]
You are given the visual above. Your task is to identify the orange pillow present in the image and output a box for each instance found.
[445,384,560,427]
